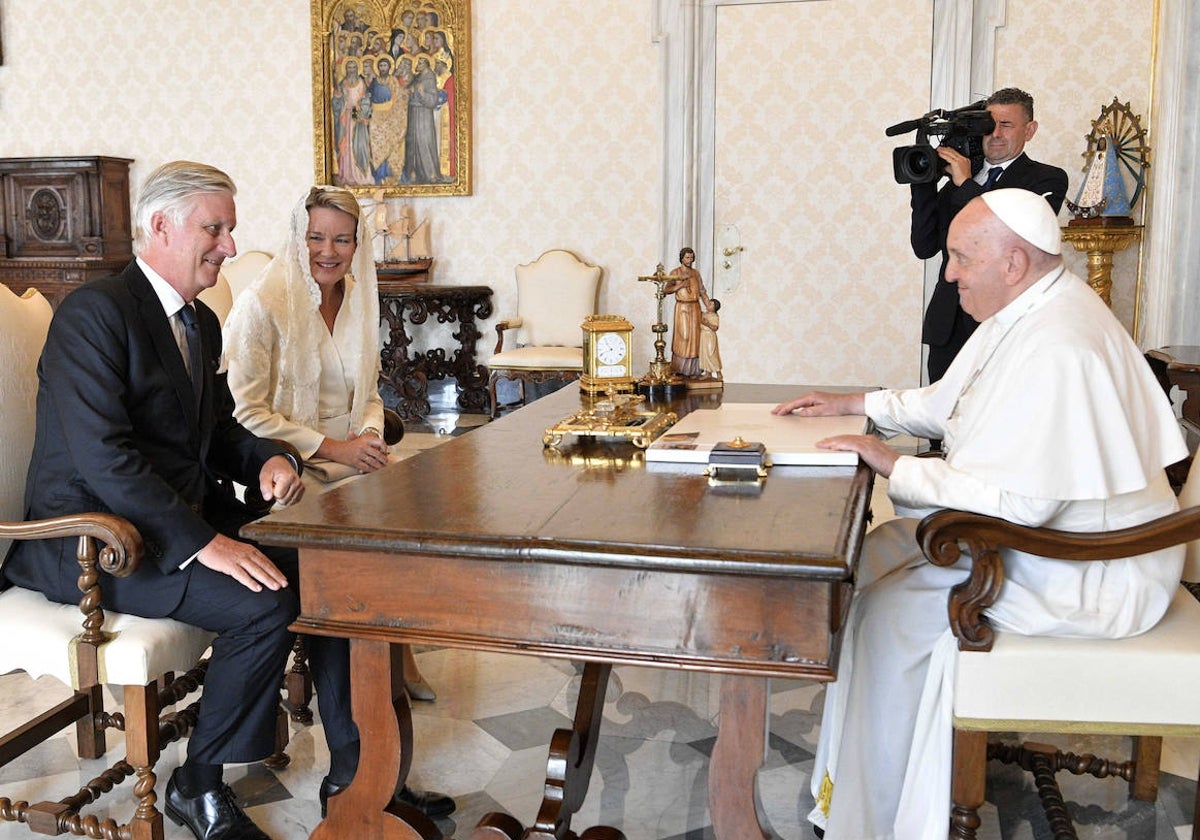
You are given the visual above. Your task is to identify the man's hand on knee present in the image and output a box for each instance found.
[196,533,289,592]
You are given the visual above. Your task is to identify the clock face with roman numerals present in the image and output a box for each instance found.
[595,332,628,366]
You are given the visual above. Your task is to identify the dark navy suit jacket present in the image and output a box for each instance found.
[3,262,286,617]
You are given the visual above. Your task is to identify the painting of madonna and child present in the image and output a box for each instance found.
[313,0,471,196]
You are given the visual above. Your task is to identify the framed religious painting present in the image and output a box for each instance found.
[311,0,472,196]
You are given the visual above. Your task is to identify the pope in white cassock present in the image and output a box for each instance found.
[773,188,1186,840]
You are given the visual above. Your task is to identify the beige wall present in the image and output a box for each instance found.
[995,0,1155,337]
[0,0,662,365]
[0,0,1158,385]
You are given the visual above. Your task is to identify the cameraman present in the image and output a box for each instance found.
[911,87,1068,383]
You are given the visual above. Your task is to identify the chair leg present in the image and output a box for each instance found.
[27,680,165,837]
[262,702,292,770]
[285,636,314,724]
[950,728,987,839]
[123,683,164,840]
[1022,743,1078,840]
[489,371,526,419]
[75,683,106,760]
[1130,735,1162,801]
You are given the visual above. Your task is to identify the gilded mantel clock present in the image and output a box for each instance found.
[580,314,635,395]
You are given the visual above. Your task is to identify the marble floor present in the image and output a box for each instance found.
[1,645,1197,839]
[1,387,1198,839]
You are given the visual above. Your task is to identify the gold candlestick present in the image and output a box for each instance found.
[635,264,686,399]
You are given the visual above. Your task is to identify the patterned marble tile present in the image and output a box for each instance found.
[0,645,1196,839]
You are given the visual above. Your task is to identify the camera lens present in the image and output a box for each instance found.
[893,145,940,185]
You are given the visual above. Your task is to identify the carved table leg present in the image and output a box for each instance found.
[709,674,769,840]
[450,293,492,413]
[311,639,437,840]
[532,662,611,839]
[469,812,525,839]
[479,662,616,840]
[380,296,431,421]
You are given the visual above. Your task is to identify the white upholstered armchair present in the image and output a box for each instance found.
[919,459,1200,839]
[485,249,601,418]
[0,285,216,838]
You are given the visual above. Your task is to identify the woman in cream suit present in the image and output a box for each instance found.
[224,185,437,701]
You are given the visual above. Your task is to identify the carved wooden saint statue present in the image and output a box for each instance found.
[662,247,714,379]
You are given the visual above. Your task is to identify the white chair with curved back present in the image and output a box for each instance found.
[218,250,272,303]
[0,285,216,839]
[196,271,234,324]
[198,250,271,323]
[485,249,602,418]
[918,458,1200,839]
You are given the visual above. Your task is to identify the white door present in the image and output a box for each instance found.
[708,0,933,389]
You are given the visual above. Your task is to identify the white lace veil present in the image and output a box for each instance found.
[225,186,380,433]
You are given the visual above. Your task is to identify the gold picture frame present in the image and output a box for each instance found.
[310,0,471,196]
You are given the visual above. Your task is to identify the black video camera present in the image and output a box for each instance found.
[887,101,996,185]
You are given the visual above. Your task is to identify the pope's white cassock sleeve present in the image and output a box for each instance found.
[809,268,1186,840]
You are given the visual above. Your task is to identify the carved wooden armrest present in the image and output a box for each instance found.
[493,317,523,354]
[0,512,143,646]
[916,506,1200,652]
[0,512,142,577]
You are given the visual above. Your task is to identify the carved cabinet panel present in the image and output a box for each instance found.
[0,156,133,306]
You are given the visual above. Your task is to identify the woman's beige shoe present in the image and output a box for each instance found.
[405,678,437,702]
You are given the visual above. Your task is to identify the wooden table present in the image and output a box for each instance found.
[244,383,874,839]
[375,279,493,420]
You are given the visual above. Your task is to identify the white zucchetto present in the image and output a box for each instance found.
[981,188,1063,255]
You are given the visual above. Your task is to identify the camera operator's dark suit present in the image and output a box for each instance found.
[910,152,1068,381]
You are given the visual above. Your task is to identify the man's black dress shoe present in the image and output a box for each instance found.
[813,826,825,838]
[319,776,456,819]
[165,769,271,840]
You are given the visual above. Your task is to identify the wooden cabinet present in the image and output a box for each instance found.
[0,156,133,306]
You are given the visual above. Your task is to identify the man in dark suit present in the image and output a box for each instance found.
[910,87,1068,383]
[3,161,451,839]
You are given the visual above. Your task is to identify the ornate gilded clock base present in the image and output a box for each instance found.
[543,393,677,450]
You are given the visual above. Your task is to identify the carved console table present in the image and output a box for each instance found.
[376,279,493,420]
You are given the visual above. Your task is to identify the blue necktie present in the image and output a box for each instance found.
[179,304,203,408]
[983,166,1004,190]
